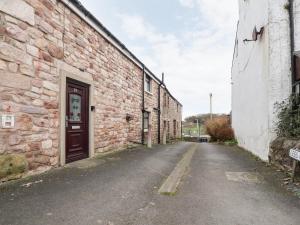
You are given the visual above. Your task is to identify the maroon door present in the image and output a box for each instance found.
[66,78,89,163]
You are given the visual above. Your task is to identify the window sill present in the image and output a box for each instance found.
[144,90,153,95]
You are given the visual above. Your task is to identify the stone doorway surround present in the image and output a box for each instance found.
[58,62,95,166]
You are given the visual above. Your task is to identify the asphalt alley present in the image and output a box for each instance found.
[0,142,300,225]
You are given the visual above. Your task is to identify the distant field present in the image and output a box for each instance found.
[183,125,206,137]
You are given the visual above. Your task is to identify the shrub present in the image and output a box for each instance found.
[274,94,300,138]
[205,116,234,142]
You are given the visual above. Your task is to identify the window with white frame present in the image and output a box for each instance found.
[145,75,151,93]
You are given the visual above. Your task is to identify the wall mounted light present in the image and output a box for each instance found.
[243,26,264,43]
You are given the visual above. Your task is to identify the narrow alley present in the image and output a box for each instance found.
[1,143,299,225]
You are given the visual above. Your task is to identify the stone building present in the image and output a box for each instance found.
[0,0,182,177]
[231,0,299,160]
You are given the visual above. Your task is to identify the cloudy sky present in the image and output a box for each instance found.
[80,0,239,118]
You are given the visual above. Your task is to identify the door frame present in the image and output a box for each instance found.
[59,69,95,166]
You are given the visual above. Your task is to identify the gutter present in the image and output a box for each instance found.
[288,0,296,90]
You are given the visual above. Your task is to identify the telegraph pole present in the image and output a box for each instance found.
[196,119,200,138]
[210,93,213,120]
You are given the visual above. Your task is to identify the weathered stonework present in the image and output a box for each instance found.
[270,137,300,173]
[0,0,35,26]
[0,0,182,178]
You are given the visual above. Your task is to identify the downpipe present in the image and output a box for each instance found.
[141,65,145,145]
[288,0,296,91]
[157,73,164,144]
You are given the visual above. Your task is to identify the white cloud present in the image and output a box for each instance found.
[80,0,238,118]
[179,0,196,8]
[117,1,238,117]
[196,0,238,30]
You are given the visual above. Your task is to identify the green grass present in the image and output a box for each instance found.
[224,139,238,146]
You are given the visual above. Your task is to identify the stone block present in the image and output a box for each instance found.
[35,38,48,50]
[5,23,29,43]
[33,117,49,127]
[31,86,42,94]
[43,81,58,92]
[20,105,48,115]
[16,114,33,131]
[8,134,22,146]
[0,42,32,65]
[0,0,35,25]
[41,0,55,11]
[42,140,52,149]
[42,147,57,157]
[1,72,31,90]
[8,62,18,73]
[43,89,56,97]
[32,79,43,88]
[0,60,7,70]
[29,142,41,151]
[20,64,34,77]
[27,45,39,57]
[34,155,50,165]
[44,100,58,109]
[54,30,63,40]
[18,21,28,30]
[0,154,28,179]
[27,27,44,39]
[4,15,18,25]
[24,91,40,99]
[50,156,59,166]
[0,101,20,112]
[28,133,49,142]
[48,44,64,59]
[41,51,53,63]
[32,99,44,106]
[38,20,53,34]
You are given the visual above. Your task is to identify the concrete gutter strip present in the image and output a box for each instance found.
[159,144,197,195]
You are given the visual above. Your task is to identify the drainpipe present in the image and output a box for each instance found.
[157,73,164,144]
[289,0,296,91]
[181,120,183,140]
[141,65,145,144]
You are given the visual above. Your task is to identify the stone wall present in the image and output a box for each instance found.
[161,90,182,141]
[144,80,159,144]
[0,0,182,177]
[270,137,300,172]
[143,82,182,144]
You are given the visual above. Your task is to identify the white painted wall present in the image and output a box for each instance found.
[268,0,292,148]
[232,0,292,160]
[294,0,300,51]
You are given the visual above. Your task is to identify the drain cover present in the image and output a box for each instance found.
[225,172,262,183]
